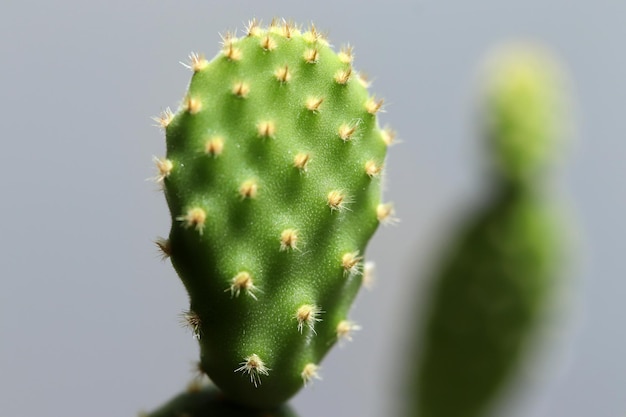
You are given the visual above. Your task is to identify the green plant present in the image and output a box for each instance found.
[144,18,569,416]
[143,383,298,417]
[411,46,566,417]
[151,19,392,411]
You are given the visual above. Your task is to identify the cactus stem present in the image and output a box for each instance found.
[260,34,277,51]
[327,190,351,212]
[155,237,171,260]
[180,310,202,339]
[342,251,363,275]
[274,65,292,83]
[301,363,321,386]
[152,156,173,182]
[293,152,311,171]
[338,45,354,64]
[303,48,320,64]
[239,179,258,199]
[177,207,207,234]
[334,67,353,85]
[336,320,362,343]
[280,228,299,251]
[365,97,385,114]
[151,107,174,129]
[235,354,270,387]
[376,203,398,225]
[204,136,224,156]
[365,160,383,178]
[295,304,322,333]
[181,52,208,72]
[225,271,259,300]
[257,121,276,138]
[183,96,202,114]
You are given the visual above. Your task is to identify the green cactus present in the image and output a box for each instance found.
[152,19,393,409]
[483,47,563,186]
[143,382,298,417]
[412,46,566,417]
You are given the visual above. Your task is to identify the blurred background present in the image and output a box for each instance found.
[1,1,624,416]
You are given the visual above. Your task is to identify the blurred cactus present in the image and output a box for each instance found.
[411,45,567,417]
[483,46,564,185]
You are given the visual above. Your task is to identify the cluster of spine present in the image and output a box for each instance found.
[153,19,393,408]
[413,46,565,417]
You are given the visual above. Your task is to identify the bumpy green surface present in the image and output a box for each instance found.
[156,21,390,408]
[413,47,565,417]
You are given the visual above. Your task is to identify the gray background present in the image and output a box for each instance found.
[1,1,624,416]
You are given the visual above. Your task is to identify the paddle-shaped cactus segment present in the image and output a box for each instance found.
[413,46,567,417]
[153,20,393,408]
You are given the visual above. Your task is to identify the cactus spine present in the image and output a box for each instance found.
[153,19,392,409]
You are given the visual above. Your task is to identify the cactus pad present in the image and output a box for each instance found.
[412,46,566,417]
[153,19,393,408]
